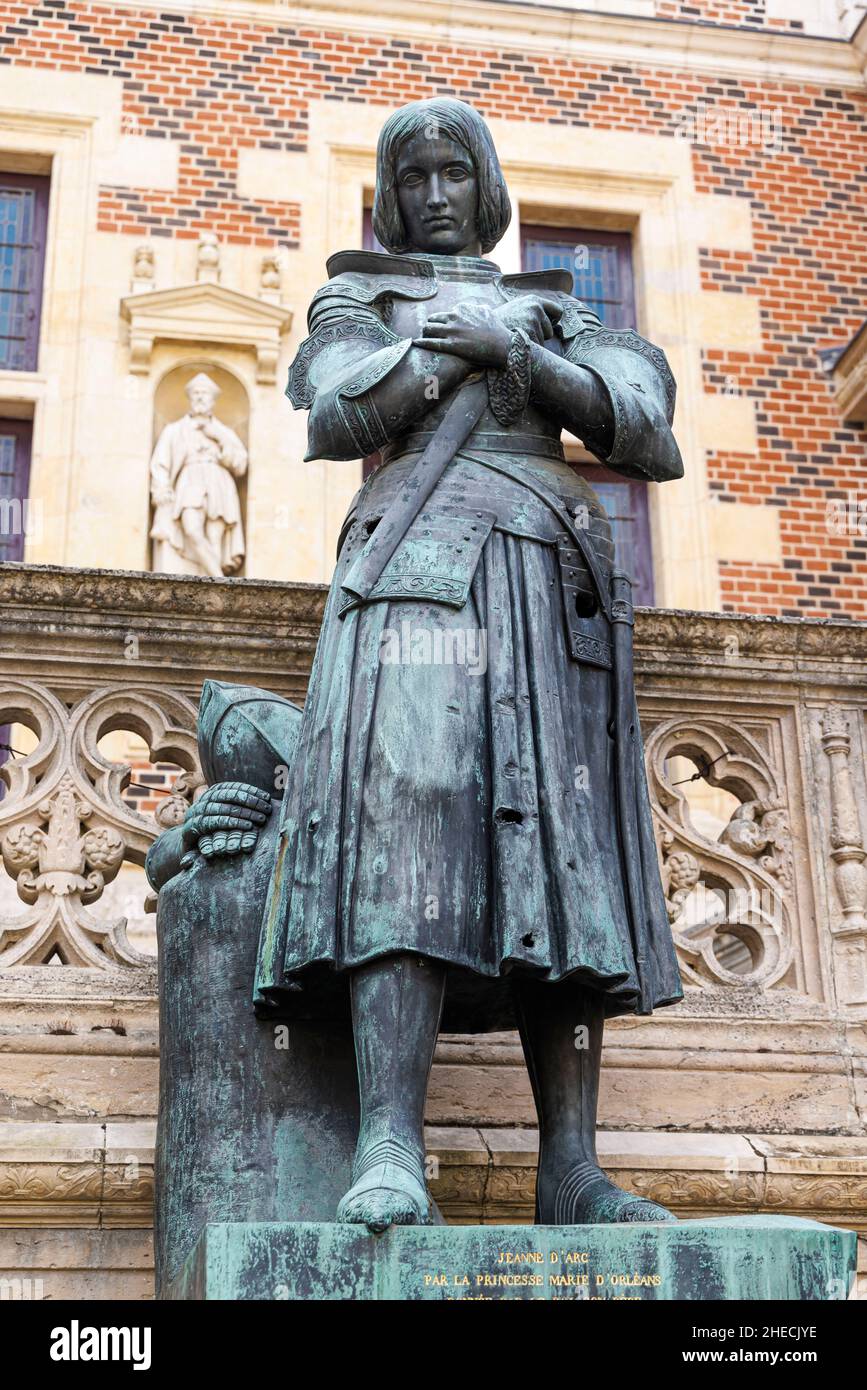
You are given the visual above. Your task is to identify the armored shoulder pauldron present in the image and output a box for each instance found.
[286,254,437,410]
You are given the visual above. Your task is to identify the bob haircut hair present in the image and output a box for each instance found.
[372,98,511,256]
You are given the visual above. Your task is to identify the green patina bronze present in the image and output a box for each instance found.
[146,99,856,1295]
[148,682,360,1295]
[167,1218,857,1302]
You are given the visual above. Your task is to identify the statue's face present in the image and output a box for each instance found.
[395,134,480,257]
[188,386,216,416]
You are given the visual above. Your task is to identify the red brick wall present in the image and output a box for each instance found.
[123,761,180,817]
[1,1,865,617]
[654,0,806,28]
[692,79,866,617]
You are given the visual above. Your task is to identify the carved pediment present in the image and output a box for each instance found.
[120,282,292,384]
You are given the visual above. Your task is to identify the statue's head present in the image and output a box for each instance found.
[185,372,220,417]
[373,98,511,258]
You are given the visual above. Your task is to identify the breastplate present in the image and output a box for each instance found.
[387,268,560,440]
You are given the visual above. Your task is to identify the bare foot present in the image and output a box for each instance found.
[540,1158,676,1225]
[337,1138,432,1234]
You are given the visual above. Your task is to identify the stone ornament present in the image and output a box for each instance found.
[819,704,867,1010]
[259,250,282,304]
[0,679,202,968]
[820,706,867,933]
[131,243,154,294]
[196,231,220,283]
[646,714,793,989]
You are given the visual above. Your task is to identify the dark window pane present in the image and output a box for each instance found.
[362,207,387,255]
[0,415,32,791]
[520,225,636,330]
[0,173,49,371]
[574,464,655,605]
[520,224,653,602]
[0,418,33,563]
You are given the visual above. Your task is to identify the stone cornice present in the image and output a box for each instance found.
[0,562,326,628]
[428,1126,867,1230]
[634,606,867,679]
[0,963,159,1001]
[1,564,863,671]
[0,564,327,701]
[832,320,867,426]
[97,0,866,87]
[0,1124,154,1229]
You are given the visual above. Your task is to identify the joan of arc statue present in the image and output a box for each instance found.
[189,98,684,1233]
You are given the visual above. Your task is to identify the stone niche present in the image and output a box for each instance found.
[149,360,251,579]
[118,234,293,581]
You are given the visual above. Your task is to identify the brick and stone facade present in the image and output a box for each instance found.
[0,1,865,1301]
[0,0,864,615]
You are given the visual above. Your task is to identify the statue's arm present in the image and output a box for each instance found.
[305,338,472,462]
[525,347,617,460]
[213,422,247,477]
[145,826,184,890]
[145,782,273,890]
[290,275,475,461]
[149,427,174,504]
[527,310,684,482]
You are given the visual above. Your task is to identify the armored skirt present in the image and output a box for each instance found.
[255,437,683,1032]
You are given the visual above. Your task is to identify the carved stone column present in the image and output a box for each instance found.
[820,705,867,1011]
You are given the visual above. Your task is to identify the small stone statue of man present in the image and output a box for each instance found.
[149,372,247,578]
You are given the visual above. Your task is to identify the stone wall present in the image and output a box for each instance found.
[0,563,864,1298]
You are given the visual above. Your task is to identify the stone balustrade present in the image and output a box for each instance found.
[0,562,864,1297]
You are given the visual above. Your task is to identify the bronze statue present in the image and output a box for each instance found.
[156,98,684,1239]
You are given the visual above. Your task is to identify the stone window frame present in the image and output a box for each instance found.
[0,71,113,566]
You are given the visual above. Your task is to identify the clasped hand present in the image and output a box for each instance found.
[413,294,561,370]
[180,781,272,868]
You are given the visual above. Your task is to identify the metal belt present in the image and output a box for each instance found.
[380,430,565,464]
